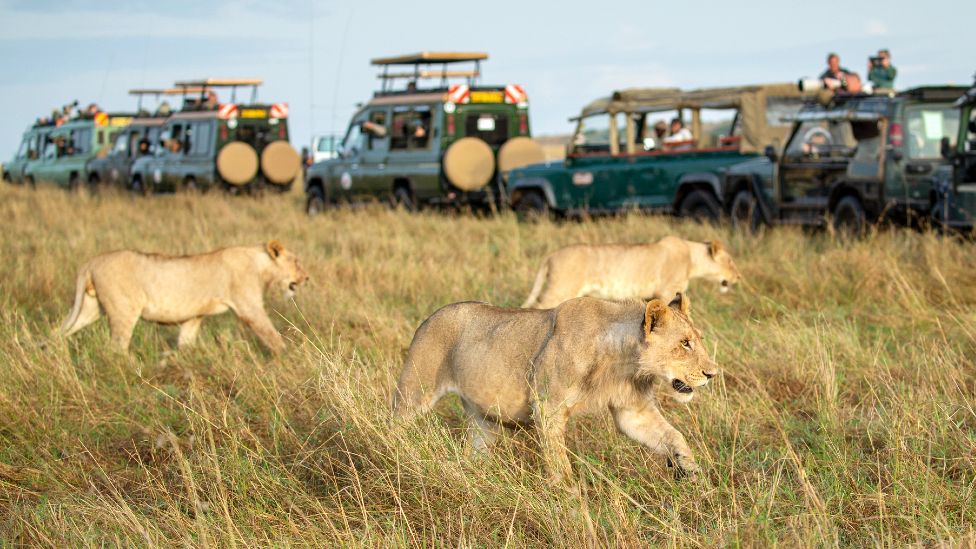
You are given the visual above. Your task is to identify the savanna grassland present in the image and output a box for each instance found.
[0,185,974,547]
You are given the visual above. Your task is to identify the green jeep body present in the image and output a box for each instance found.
[305,52,536,213]
[506,84,815,219]
[7,113,130,188]
[723,86,966,231]
[129,79,299,194]
[931,80,976,231]
[86,116,166,189]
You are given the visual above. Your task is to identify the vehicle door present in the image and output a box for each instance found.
[32,129,64,185]
[183,120,215,188]
[776,116,856,213]
[330,115,368,200]
[386,105,439,200]
[624,112,676,209]
[898,102,961,203]
[360,108,391,195]
[562,112,625,210]
[157,122,186,191]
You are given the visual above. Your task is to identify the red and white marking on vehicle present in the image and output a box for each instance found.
[270,103,289,119]
[447,84,470,104]
[504,84,528,106]
[217,103,239,119]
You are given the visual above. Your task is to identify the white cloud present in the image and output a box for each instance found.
[865,19,889,36]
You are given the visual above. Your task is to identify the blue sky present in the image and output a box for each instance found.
[0,0,972,158]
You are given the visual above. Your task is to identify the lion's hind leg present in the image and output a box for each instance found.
[462,400,504,452]
[61,292,101,338]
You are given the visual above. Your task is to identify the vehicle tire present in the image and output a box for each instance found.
[87,173,100,195]
[513,190,550,222]
[25,175,35,189]
[729,190,761,233]
[678,189,721,224]
[68,173,81,193]
[832,195,866,238]
[391,185,417,212]
[306,186,326,216]
[181,177,198,193]
[130,175,151,197]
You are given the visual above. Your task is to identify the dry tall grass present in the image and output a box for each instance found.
[0,186,974,547]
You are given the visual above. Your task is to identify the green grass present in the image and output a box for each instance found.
[0,185,974,547]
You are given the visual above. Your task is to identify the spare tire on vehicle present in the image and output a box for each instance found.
[442,137,495,191]
[260,141,301,185]
[216,142,259,186]
[498,136,545,175]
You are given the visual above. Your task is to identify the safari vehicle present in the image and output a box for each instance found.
[931,78,976,231]
[505,84,816,220]
[7,109,131,189]
[724,86,967,233]
[304,52,542,214]
[129,78,301,194]
[85,88,189,190]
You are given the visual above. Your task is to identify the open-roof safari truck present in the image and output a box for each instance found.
[129,78,301,194]
[304,51,543,214]
[6,105,133,190]
[505,83,816,220]
[931,77,976,232]
[724,85,967,234]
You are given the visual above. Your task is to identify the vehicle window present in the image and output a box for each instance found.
[236,123,271,149]
[43,135,59,159]
[72,128,92,155]
[391,107,432,150]
[16,135,29,159]
[190,122,212,155]
[463,112,510,147]
[904,105,960,159]
[966,110,976,153]
[317,136,338,153]
[573,114,611,153]
[117,132,132,154]
[29,132,46,159]
[784,120,856,159]
[848,120,884,179]
[341,121,365,157]
[167,124,184,154]
[367,110,389,150]
[146,127,162,154]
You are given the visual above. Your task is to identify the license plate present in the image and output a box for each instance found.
[470,91,503,103]
[240,109,267,119]
[477,117,496,131]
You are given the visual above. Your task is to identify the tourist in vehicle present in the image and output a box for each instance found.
[867,49,897,90]
[663,118,693,149]
[820,53,853,90]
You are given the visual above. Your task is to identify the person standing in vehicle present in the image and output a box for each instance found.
[820,53,852,90]
[867,49,897,90]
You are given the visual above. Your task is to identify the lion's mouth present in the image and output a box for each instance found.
[720,280,730,294]
[672,379,693,394]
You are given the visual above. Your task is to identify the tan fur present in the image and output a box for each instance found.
[59,240,308,353]
[392,293,719,480]
[522,236,741,309]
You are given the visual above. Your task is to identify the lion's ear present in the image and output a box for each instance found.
[708,240,725,258]
[643,298,671,337]
[266,240,285,259]
[669,292,691,316]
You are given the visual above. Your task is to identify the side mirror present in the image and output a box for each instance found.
[764,145,778,162]
[940,136,952,160]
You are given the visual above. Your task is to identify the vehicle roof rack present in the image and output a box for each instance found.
[371,52,488,94]
[173,78,263,105]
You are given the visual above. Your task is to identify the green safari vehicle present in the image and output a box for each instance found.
[129,78,301,194]
[724,85,967,233]
[506,83,816,219]
[10,109,131,189]
[304,52,543,214]
[931,77,976,231]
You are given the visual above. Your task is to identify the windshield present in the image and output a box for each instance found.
[905,104,960,159]
[784,120,857,159]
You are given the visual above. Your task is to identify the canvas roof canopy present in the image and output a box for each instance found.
[173,78,263,88]
[575,83,824,153]
[371,52,488,65]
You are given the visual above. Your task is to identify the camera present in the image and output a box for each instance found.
[870,56,884,68]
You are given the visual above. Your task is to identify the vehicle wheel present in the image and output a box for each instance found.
[306,186,326,216]
[25,175,35,189]
[678,189,721,224]
[391,185,417,212]
[181,177,198,193]
[832,195,866,238]
[729,190,761,233]
[130,176,151,197]
[513,190,550,222]
[68,174,81,193]
[87,174,100,195]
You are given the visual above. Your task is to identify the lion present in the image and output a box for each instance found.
[59,240,308,353]
[522,236,740,309]
[392,293,718,480]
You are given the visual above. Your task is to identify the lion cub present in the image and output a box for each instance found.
[522,236,740,309]
[393,293,718,479]
[59,240,307,353]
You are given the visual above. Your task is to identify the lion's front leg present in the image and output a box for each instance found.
[233,304,285,353]
[532,398,573,483]
[611,403,700,478]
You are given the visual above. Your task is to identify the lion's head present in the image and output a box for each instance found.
[637,293,719,403]
[265,240,308,299]
[704,240,740,294]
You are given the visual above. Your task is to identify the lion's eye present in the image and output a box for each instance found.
[682,339,692,350]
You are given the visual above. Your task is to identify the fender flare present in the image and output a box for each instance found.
[508,176,556,208]
[677,172,722,199]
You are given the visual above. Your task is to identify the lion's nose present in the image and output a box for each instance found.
[703,371,715,379]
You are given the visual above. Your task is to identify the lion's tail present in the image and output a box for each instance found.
[60,264,100,337]
[521,257,550,309]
